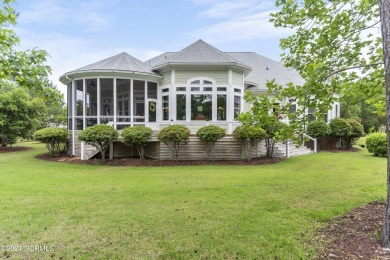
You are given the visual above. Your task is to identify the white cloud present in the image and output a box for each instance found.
[195,11,292,43]
[200,1,254,18]
[17,0,112,32]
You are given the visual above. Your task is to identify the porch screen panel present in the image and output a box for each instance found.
[133,80,145,122]
[191,94,212,121]
[67,83,73,130]
[117,79,130,122]
[217,95,226,121]
[75,80,83,117]
[100,78,114,117]
[85,79,97,127]
[176,94,186,121]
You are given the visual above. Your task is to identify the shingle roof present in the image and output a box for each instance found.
[227,52,304,89]
[72,52,159,75]
[151,39,249,69]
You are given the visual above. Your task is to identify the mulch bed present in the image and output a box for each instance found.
[36,153,284,167]
[317,201,390,259]
[0,146,32,153]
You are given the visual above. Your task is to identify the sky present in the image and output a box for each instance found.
[11,0,292,96]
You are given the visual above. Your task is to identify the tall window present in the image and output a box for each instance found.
[162,96,169,120]
[85,78,97,127]
[234,96,241,119]
[67,83,73,130]
[133,80,145,122]
[75,80,83,117]
[117,79,130,122]
[176,94,186,120]
[217,95,226,121]
[289,98,296,114]
[191,94,212,121]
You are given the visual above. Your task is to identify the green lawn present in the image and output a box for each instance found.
[0,143,386,259]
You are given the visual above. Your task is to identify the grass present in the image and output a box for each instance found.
[0,143,386,259]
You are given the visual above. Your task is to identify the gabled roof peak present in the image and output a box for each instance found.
[151,39,249,69]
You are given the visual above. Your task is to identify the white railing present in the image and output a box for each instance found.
[302,133,317,153]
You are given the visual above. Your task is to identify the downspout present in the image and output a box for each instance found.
[65,74,76,156]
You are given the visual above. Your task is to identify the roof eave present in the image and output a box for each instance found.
[59,69,163,85]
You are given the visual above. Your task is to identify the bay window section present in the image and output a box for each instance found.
[85,78,97,127]
[191,94,212,121]
[234,95,241,119]
[176,94,186,121]
[217,95,226,121]
[162,96,169,121]
[117,79,130,122]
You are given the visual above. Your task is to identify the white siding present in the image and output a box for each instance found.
[232,70,243,86]
[160,72,171,86]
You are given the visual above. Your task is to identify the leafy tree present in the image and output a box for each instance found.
[33,127,68,155]
[121,126,153,161]
[0,0,53,97]
[329,118,352,149]
[270,0,390,246]
[196,125,226,161]
[232,125,266,160]
[0,81,46,146]
[157,125,190,160]
[78,124,118,164]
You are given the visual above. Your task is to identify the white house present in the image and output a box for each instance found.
[60,39,339,159]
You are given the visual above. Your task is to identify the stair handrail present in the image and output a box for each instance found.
[302,133,317,153]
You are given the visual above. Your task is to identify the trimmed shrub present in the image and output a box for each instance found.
[346,119,365,148]
[121,126,153,161]
[366,132,387,157]
[233,125,267,160]
[329,118,352,149]
[307,120,330,138]
[33,127,68,155]
[78,124,118,163]
[196,125,226,161]
[157,125,190,160]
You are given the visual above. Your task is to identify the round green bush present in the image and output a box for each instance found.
[329,118,352,137]
[121,126,153,160]
[196,125,226,143]
[307,120,330,138]
[157,125,191,160]
[33,127,68,155]
[79,124,118,163]
[347,119,365,138]
[366,132,387,157]
[261,121,288,138]
[233,125,267,142]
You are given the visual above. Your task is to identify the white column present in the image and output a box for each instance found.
[113,78,117,128]
[82,78,86,129]
[130,79,134,125]
[71,80,75,156]
[145,81,149,123]
[228,69,233,85]
[186,92,191,122]
[171,69,176,84]
[97,78,101,124]
[212,92,217,122]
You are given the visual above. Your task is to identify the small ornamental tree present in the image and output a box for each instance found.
[78,124,118,164]
[196,125,226,161]
[329,118,352,149]
[366,132,387,157]
[121,126,153,161]
[233,125,267,160]
[260,121,289,157]
[33,127,68,155]
[157,125,190,160]
[346,119,365,149]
